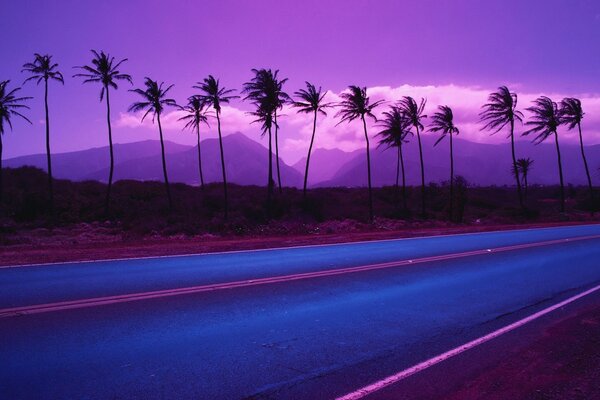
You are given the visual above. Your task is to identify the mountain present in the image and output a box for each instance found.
[292,148,360,184]
[321,135,600,187]
[4,140,191,181]
[5,133,303,187]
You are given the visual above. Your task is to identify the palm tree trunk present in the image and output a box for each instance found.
[415,125,425,217]
[399,142,407,211]
[156,113,172,210]
[196,123,204,189]
[44,78,54,210]
[510,119,524,210]
[553,129,565,213]
[524,174,528,198]
[395,146,400,189]
[303,111,318,198]
[0,134,3,204]
[104,86,114,213]
[449,131,454,222]
[267,124,274,213]
[577,122,594,213]
[274,110,282,194]
[362,116,373,223]
[216,111,228,219]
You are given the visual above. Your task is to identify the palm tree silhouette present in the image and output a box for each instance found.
[376,106,413,211]
[559,98,594,212]
[272,71,290,194]
[74,50,132,212]
[398,96,427,217]
[291,82,333,198]
[195,75,238,219]
[128,78,177,209]
[336,86,384,222]
[178,96,211,188]
[524,96,565,212]
[243,69,281,205]
[0,80,32,201]
[480,86,525,210]
[515,158,534,198]
[429,105,460,221]
[22,53,64,209]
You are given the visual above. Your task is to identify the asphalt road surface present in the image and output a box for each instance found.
[1,224,600,399]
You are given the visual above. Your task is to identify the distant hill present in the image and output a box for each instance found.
[292,148,360,184]
[320,135,600,187]
[5,133,303,188]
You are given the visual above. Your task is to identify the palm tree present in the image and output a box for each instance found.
[272,71,290,193]
[336,86,384,222]
[291,82,332,198]
[429,105,459,221]
[128,78,177,209]
[243,69,281,205]
[480,86,525,210]
[74,50,132,212]
[524,96,565,212]
[22,53,64,209]
[515,158,534,198]
[398,96,427,217]
[0,80,32,201]
[559,97,594,211]
[376,106,413,210]
[195,75,238,219]
[178,96,210,188]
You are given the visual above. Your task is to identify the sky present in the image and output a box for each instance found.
[2,0,600,164]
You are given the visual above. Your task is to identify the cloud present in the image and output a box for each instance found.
[116,84,600,163]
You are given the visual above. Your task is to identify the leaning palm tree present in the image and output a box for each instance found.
[515,158,534,198]
[178,96,210,188]
[559,97,594,211]
[336,86,384,222]
[291,82,333,198]
[74,50,132,212]
[0,80,32,201]
[398,96,427,217]
[376,105,413,210]
[272,71,291,193]
[128,78,177,209]
[195,75,238,219]
[429,105,459,221]
[22,53,64,208]
[524,96,565,212]
[243,69,280,205]
[480,86,525,210]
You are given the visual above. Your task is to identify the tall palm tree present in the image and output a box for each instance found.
[128,78,177,209]
[559,97,594,211]
[243,69,280,205]
[376,105,413,210]
[195,75,237,219]
[336,86,384,222]
[515,157,534,198]
[398,96,427,217]
[272,71,290,193]
[74,50,132,212]
[524,96,565,212]
[22,53,64,208]
[178,96,210,188]
[291,82,332,198]
[429,105,459,221]
[0,80,31,201]
[480,86,525,209]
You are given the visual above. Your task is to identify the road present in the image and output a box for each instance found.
[1,224,600,399]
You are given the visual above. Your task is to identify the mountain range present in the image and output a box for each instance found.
[5,132,599,187]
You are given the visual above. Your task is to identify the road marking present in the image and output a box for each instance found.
[1,235,599,319]
[335,282,600,400]
[2,223,598,269]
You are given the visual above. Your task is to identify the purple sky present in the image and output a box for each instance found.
[3,0,600,163]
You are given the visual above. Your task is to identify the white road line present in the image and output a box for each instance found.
[1,235,598,318]
[1,223,597,269]
[335,282,600,400]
